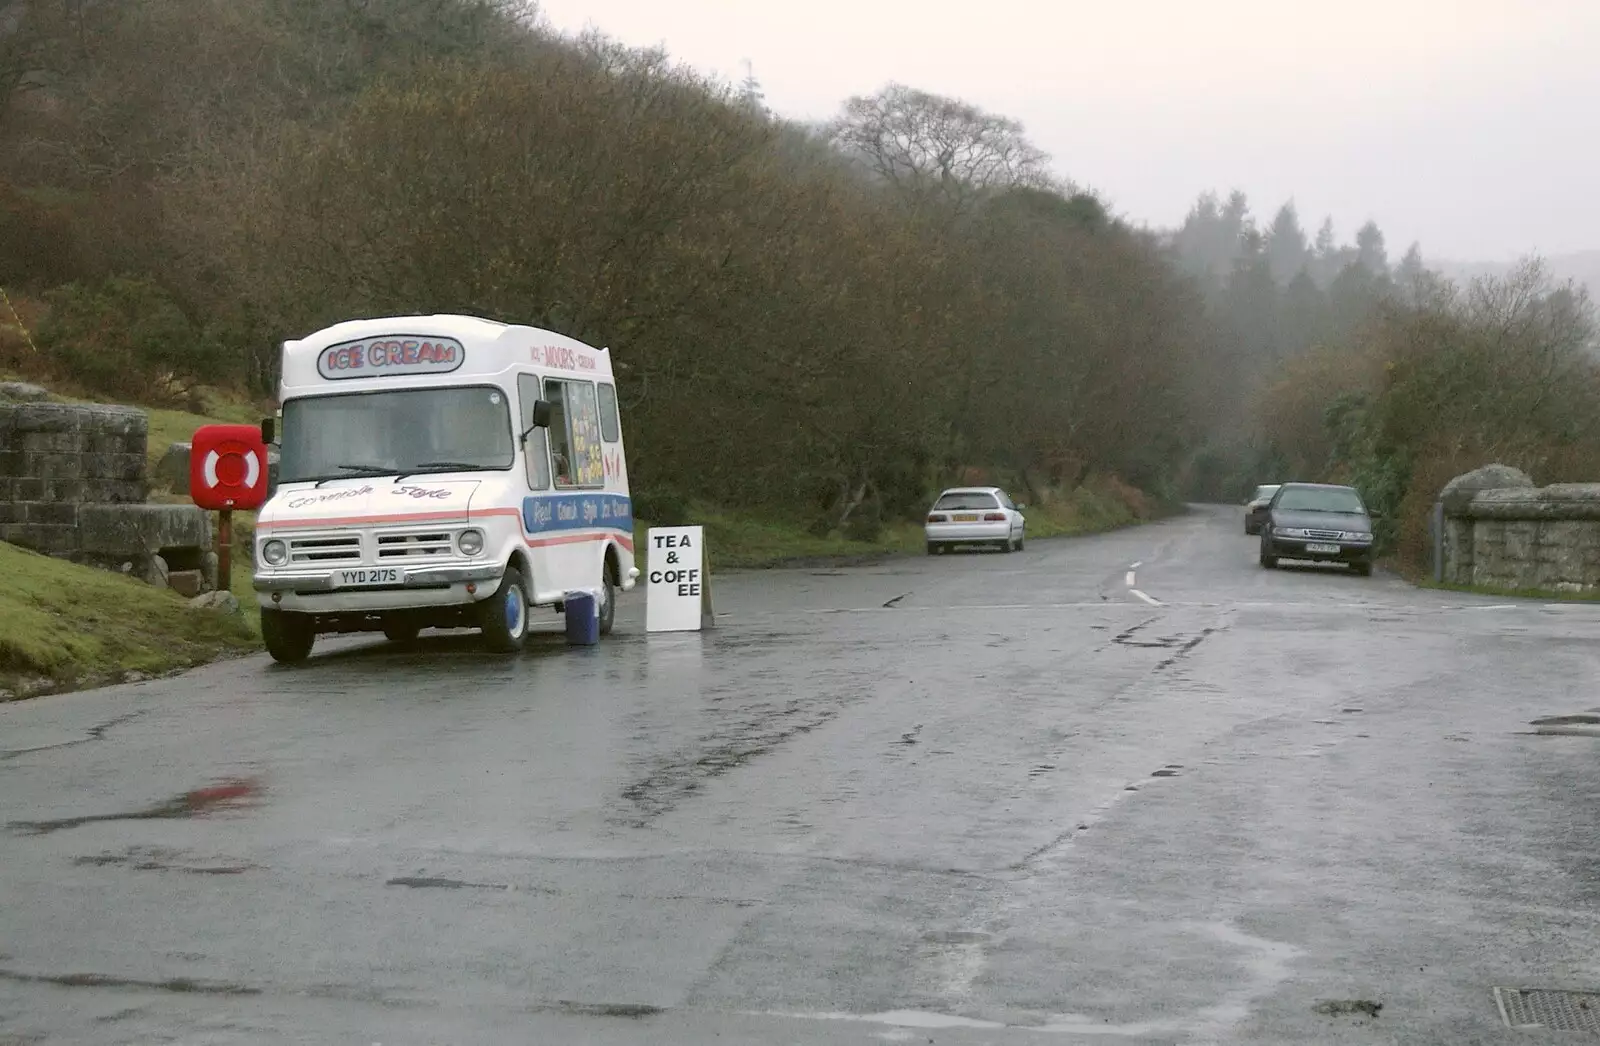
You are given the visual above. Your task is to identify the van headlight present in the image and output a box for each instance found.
[457,529,485,556]
[261,539,287,566]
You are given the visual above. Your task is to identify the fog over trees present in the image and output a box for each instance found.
[1,0,1593,564]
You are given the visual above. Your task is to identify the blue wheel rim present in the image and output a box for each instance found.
[504,587,523,634]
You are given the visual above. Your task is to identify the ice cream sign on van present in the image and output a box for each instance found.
[317,336,466,379]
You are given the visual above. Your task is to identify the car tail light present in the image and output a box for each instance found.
[927,513,948,523]
[983,512,1006,521]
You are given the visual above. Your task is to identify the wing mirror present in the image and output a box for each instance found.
[260,417,276,444]
[520,399,552,440]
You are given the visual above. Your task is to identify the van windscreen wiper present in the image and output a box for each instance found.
[314,463,394,487]
[395,461,483,480]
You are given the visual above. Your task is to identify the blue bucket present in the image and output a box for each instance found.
[564,590,599,646]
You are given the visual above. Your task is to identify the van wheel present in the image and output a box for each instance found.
[477,567,529,653]
[598,562,618,636]
[382,617,421,644]
[261,608,315,664]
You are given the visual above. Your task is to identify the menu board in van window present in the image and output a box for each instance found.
[568,382,605,487]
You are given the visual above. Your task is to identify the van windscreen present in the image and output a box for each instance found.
[279,385,514,483]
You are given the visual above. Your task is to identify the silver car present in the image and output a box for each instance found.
[1244,483,1280,535]
[925,486,1026,554]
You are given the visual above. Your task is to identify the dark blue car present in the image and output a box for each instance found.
[1258,482,1376,576]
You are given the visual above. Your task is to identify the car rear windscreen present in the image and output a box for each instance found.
[934,492,1000,511]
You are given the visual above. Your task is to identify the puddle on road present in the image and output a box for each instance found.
[9,778,261,836]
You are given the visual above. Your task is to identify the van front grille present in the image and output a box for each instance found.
[288,535,361,564]
[377,531,454,559]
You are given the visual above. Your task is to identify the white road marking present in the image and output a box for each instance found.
[1129,561,1143,569]
[1124,571,1137,586]
[1130,589,1163,606]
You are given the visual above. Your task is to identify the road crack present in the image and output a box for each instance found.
[386,876,510,891]
[616,703,842,827]
[0,968,259,996]
[1155,626,1220,671]
[1,710,146,761]
[1109,615,1177,650]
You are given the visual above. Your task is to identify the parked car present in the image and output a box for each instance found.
[1258,482,1375,576]
[1244,484,1281,535]
[925,487,1026,554]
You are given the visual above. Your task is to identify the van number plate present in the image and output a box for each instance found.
[335,568,403,587]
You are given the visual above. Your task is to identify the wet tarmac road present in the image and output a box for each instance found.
[5,504,1600,1044]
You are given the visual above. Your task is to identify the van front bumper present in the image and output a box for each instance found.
[252,562,504,594]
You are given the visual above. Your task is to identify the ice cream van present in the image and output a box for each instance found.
[251,315,638,663]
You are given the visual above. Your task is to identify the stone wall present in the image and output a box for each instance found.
[0,402,149,555]
[1440,466,1600,592]
[0,400,215,592]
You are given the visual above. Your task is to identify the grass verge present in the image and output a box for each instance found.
[0,542,259,700]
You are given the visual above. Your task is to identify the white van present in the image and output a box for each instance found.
[251,315,638,663]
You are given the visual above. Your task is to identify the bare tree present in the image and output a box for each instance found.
[828,82,1052,216]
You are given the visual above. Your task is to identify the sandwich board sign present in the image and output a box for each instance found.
[645,526,713,632]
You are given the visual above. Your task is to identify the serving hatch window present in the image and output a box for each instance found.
[545,378,605,488]
[278,385,513,483]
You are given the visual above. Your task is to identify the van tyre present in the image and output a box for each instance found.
[262,608,315,665]
[1352,560,1373,577]
[478,566,529,653]
[598,562,617,636]
[382,618,421,644]
[1259,549,1277,569]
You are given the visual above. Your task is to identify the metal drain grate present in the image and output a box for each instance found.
[1495,987,1600,1032]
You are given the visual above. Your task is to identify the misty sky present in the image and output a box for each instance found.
[535,0,1600,263]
